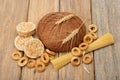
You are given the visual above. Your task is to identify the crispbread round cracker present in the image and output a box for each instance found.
[37,12,86,52]
[14,36,33,51]
[16,22,36,37]
[24,38,44,58]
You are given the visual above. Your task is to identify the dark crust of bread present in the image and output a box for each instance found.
[37,12,86,52]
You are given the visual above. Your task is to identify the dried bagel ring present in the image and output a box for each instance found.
[27,59,36,68]
[35,62,45,72]
[88,24,98,33]
[18,56,28,67]
[71,47,82,57]
[24,38,44,58]
[89,32,98,40]
[14,36,33,51]
[11,50,23,60]
[16,22,36,37]
[40,53,50,65]
[49,55,55,60]
[83,34,93,44]
[79,43,88,51]
[71,57,81,66]
[46,49,56,56]
[82,54,93,64]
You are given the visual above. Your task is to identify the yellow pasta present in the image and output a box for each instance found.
[86,33,114,53]
[51,53,72,70]
[51,33,114,70]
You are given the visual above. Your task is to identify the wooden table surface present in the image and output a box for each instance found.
[0,0,120,80]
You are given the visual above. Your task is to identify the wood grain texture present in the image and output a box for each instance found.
[59,0,94,80]
[21,0,59,80]
[0,0,120,80]
[92,0,120,80]
[0,0,29,80]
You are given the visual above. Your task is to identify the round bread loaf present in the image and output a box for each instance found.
[37,12,86,52]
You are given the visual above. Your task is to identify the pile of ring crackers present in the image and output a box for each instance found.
[11,22,108,73]
[11,22,56,72]
[70,24,98,66]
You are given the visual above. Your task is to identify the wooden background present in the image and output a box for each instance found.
[0,0,120,80]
